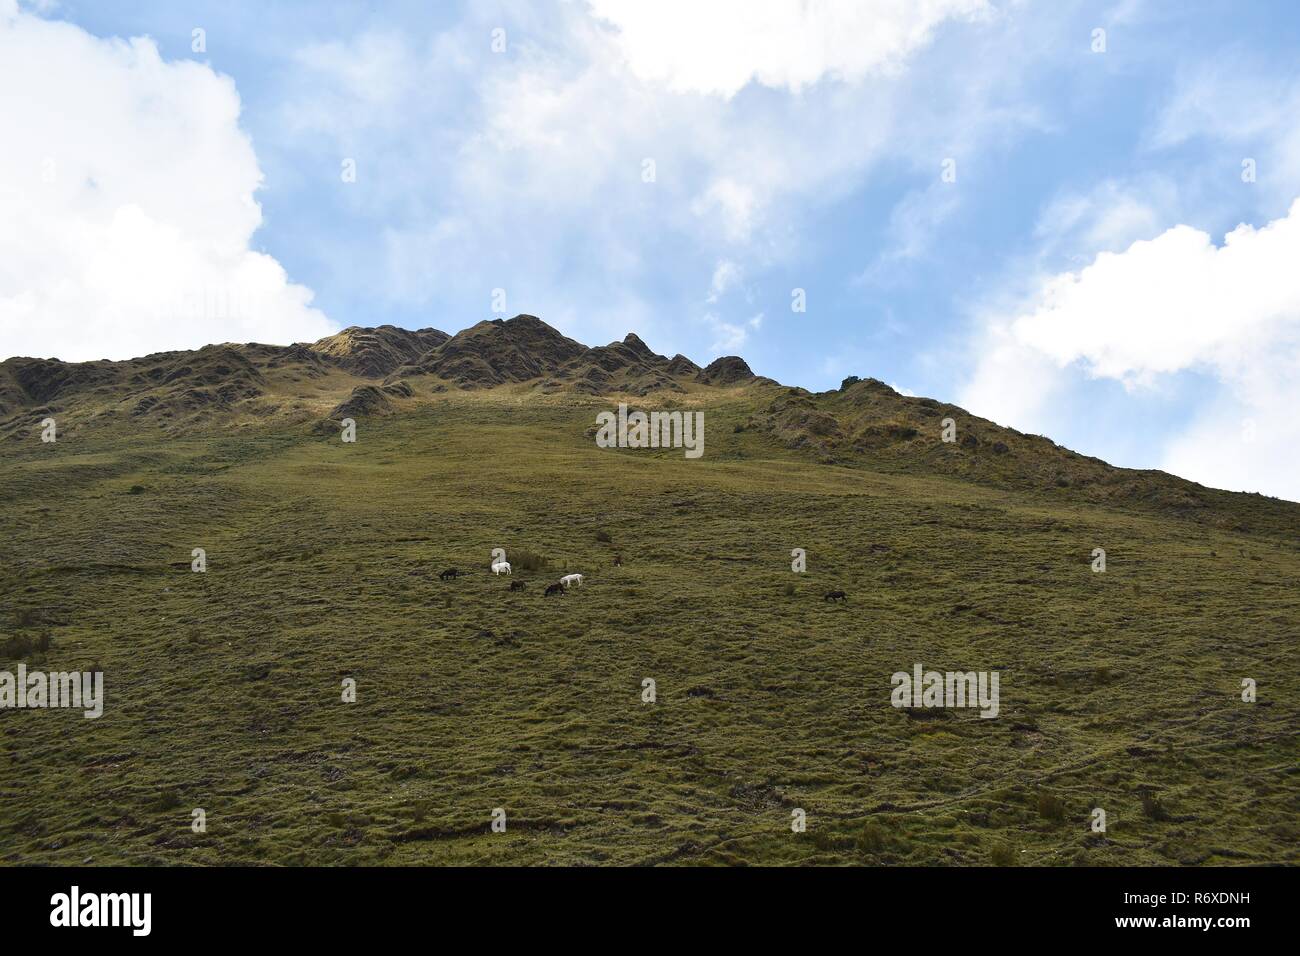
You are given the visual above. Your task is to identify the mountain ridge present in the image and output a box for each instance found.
[2,315,1297,535]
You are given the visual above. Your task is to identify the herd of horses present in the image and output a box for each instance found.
[436,563,586,597]
[438,556,848,602]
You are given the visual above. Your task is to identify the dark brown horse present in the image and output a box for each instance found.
[824,590,847,602]
[439,568,462,581]
[544,582,565,597]
[509,580,526,591]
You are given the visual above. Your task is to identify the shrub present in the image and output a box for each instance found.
[1036,791,1067,822]
[594,530,611,543]
[152,789,182,812]
[1141,790,1169,821]
[884,423,919,440]
[14,608,41,628]
[512,550,550,573]
[856,821,887,854]
[0,634,29,660]
[990,843,1018,866]
[0,631,51,660]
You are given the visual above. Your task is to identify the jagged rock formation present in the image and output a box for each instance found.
[311,325,449,378]
[0,315,759,438]
[695,356,756,386]
[391,315,587,387]
[2,313,1296,538]
[386,316,744,397]
[554,332,689,395]
[330,381,414,419]
[0,344,277,434]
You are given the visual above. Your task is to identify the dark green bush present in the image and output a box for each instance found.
[1141,790,1169,821]
[152,789,182,812]
[856,821,887,854]
[0,631,51,660]
[990,843,1018,866]
[1036,791,1067,822]
[512,550,550,572]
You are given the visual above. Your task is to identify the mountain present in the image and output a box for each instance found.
[1,314,1296,538]
[553,332,695,395]
[744,377,1278,522]
[0,342,348,437]
[0,314,754,436]
[2,313,1295,868]
[311,325,450,378]
[695,355,759,386]
[390,314,587,387]
[387,316,712,396]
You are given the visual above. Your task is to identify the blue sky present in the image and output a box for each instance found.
[3,1,1299,499]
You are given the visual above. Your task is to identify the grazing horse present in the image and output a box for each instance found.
[544,582,565,597]
[613,554,623,567]
[560,573,584,589]
[492,561,512,576]
[824,590,847,602]
[509,580,526,591]
[439,568,462,581]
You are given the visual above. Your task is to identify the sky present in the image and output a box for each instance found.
[2,0,1299,501]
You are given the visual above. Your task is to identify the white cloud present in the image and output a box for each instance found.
[0,5,331,362]
[1013,215,1299,381]
[703,311,763,355]
[707,260,743,302]
[287,32,428,137]
[264,0,1035,369]
[1033,178,1175,261]
[692,178,761,242]
[961,199,1300,500]
[586,0,991,97]
[338,0,1034,369]
[1148,61,1300,213]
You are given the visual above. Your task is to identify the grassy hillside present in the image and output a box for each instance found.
[1,388,1296,865]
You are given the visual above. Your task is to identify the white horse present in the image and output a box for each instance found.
[492,561,512,576]
[560,573,583,588]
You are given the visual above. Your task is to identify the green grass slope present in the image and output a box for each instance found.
[1,390,1296,865]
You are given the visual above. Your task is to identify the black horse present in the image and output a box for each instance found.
[824,590,847,602]
[439,568,462,581]
[544,582,565,597]
[509,580,526,591]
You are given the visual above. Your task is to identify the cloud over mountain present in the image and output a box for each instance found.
[962,198,1300,500]
[0,0,332,362]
